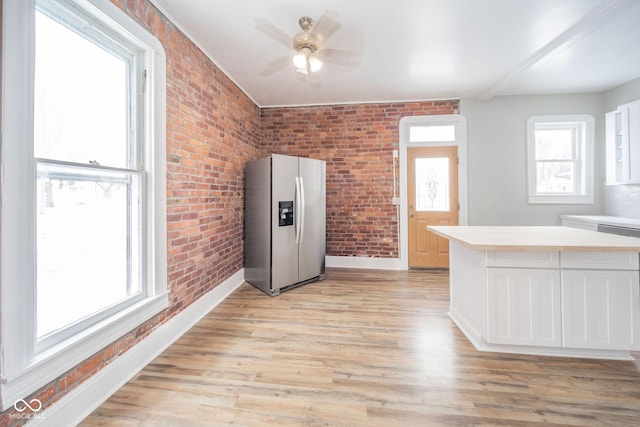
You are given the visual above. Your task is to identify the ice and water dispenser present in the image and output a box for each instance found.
[278,201,294,226]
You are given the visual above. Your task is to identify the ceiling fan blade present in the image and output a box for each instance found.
[255,17,292,49]
[312,10,340,43]
[317,48,362,67]
[260,56,291,76]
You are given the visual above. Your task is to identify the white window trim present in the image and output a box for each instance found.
[526,114,594,204]
[399,114,468,270]
[0,0,167,410]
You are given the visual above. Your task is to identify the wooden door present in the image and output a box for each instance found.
[408,146,458,268]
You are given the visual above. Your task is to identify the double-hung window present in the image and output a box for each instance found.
[526,115,594,204]
[1,0,167,409]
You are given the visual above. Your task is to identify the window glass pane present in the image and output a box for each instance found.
[536,162,574,193]
[410,125,455,142]
[415,157,450,211]
[34,2,142,342]
[36,163,140,338]
[534,128,574,160]
[35,8,131,168]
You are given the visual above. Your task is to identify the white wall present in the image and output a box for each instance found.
[604,77,640,111]
[460,94,605,225]
[603,77,640,218]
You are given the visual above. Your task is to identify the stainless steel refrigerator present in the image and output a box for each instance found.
[244,154,326,296]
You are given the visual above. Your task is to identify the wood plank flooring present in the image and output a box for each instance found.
[81,268,640,426]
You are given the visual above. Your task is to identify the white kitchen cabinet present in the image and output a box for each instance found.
[486,268,562,347]
[606,100,640,185]
[432,226,640,359]
[562,270,640,350]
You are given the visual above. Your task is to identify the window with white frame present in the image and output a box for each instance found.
[1,0,167,409]
[526,115,594,204]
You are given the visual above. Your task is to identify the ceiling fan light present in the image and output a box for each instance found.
[309,55,322,72]
[293,52,307,69]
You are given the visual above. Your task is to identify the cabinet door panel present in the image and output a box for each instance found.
[562,270,640,350]
[606,101,640,185]
[628,101,640,183]
[486,268,561,347]
[605,110,622,185]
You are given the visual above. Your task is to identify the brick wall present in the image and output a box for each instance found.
[261,101,459,258]
[0,0,261,424]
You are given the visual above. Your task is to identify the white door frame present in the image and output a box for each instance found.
[399,114,469,270]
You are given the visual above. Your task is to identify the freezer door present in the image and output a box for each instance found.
[271,154,299,291]
[298,157,326,282]
[244,157,272,294]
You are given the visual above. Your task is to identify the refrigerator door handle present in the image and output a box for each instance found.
[298,177,305,244]
[295,177,302,244]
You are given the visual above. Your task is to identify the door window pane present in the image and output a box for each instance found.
[415,157,450,211]
[410,125,455,142]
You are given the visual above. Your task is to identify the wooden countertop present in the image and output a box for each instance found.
[428,226,640,251]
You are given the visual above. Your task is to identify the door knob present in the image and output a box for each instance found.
[409,213,414,218]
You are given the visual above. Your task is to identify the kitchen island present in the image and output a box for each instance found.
[428,226,640,360]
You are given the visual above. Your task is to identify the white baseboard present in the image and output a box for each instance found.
[31,269,246,427]
[326,255,404,270]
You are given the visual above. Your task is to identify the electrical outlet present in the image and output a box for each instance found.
[392,149,399,158]
[392,197,400,205]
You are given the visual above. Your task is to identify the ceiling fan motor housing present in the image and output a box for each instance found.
[293,16,319,53]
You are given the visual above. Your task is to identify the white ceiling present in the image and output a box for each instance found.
[150,0,640,107]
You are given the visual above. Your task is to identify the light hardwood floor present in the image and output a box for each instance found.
[82,268,640,426]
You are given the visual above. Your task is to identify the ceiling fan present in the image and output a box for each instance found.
[292,16,322,75]
[256,11,362,77]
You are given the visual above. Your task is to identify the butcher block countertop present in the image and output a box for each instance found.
[428,226,640,252]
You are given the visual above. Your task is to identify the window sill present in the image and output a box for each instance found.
[528,195,594,204]
[0,293,168,410]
